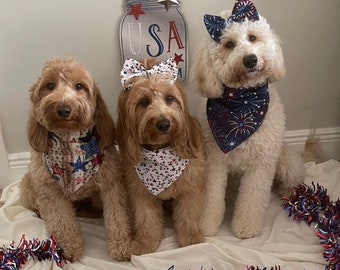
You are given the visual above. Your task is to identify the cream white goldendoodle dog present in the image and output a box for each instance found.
[20,57,131,261]
[191,0,305,238]
[117,58,206,255]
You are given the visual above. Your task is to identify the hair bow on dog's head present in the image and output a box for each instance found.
[204,0,260,42]
[120,58,178,90]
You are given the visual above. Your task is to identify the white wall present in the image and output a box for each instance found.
[0,0,339,156]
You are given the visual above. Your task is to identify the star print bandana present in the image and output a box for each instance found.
[204,0,260,42]
[43,129,103,193]
[207,84,269,153]
[120,58,178,90]
[134,147,189,196]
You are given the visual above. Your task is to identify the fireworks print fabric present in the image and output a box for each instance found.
[207,84,269,153]
[120,57,178,90]
[204,0,260,43]
[134,148,189,196]
[43,129,103,193]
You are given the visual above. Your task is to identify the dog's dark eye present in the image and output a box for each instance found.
[249,35,256,42]
[224,41,235,49]
[75,83,84,90]
[46,82,56,90]
[138,98,150,108]
[165,95,174,104]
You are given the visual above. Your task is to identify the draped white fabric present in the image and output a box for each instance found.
[1,160,339,270]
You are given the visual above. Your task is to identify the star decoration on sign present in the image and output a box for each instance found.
[173,53,184,65]
[157,0,179,11]
[128,3,145,20]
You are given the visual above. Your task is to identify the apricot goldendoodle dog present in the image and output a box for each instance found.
[20,57,131,261]
[117,58,206,255]
[191,0,305,238]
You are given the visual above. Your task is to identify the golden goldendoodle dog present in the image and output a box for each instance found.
[20,56,131,262]
[191,0,305,238]
[117,57,206,255]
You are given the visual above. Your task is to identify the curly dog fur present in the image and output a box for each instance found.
[20,57,131,261]
[191,4,305,238]
[117,58,206,255]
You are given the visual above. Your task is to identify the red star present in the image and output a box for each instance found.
[92,153,103,167]
[51,163,65,177]
[128,3,145,20]
[173,53,184,65]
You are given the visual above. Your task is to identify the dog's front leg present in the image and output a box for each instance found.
[99,175,132,261]
[130,191,163,255]
[199,155,229,236]
[173,188,205,247]
[231,166,276,238]
[35,189,83,262]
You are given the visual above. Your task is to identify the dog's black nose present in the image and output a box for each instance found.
[243,54,258,68]
[56,104,72,118]
[156,119,170,132]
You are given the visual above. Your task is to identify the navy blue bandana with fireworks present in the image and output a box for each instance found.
[207,84,269,153]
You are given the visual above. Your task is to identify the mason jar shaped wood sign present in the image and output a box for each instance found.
[119,0,188,81]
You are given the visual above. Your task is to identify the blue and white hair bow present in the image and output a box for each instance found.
[204,0,260,43]
[120,58,178,90]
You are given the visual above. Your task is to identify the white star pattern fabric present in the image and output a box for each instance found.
[134,147,189,196]
[42,129,103,193]
[120,58,178,90]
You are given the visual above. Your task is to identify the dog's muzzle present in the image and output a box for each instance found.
[56,104,72,118]
[156,119,170,132]
[243,54,258,69]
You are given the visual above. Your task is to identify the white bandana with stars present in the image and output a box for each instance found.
[134,147,189,196]
[42,129,103,193]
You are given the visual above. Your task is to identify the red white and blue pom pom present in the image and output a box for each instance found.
[282,182,340,270]
[0,234,64,270]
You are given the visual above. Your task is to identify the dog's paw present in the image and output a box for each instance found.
[107,239,131,261]
[178,232,205,247]
[130,239,158,255]
[62,238,84,262]
[199,219,219,236]
[231,217,262,239]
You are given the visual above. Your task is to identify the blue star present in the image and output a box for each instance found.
[69,156,89,173]
[80,137,100,159]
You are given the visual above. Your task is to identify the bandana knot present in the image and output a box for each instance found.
[120,58,178,90]
[134,147,189,196]
[207,84,269,153]
[43,129,103,193]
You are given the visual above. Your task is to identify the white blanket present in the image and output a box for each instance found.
[1,160,339,270]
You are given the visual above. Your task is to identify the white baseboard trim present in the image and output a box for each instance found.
[6,127,340,182]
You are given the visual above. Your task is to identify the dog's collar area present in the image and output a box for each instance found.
[141,142,171,151]
[134,147,189,196]
[207,83,269,153]
[43,129,103,193]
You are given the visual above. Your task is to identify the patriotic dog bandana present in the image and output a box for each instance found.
[43,129,103,193]
[207,84,269,153]
[134,147,189,196]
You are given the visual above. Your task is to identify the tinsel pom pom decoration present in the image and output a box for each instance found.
[0,234,64,270]
[282,182,340,270]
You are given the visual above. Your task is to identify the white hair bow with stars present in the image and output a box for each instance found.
[120,58,178,90]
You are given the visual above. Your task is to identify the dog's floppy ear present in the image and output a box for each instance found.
[93,83,116,150]
[268,33,286,82]
[172,83,204,159]
[191,40,223,98]
[116,90,142,165]
[27,82,49,153]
